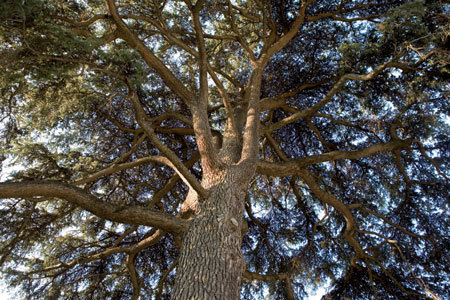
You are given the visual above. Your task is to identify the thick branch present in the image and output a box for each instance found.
[257,139,413,177]
[189,4,221,172]
[239,66,264,165]
[0,181,189,234]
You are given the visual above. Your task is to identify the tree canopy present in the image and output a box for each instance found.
[0,0,449,299]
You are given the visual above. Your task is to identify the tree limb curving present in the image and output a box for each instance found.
[0,181,189,234]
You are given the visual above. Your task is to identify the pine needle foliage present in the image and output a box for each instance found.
[0,0,449,299]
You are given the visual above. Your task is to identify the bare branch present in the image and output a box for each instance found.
[188,3,221,172]
[285,277,295,300]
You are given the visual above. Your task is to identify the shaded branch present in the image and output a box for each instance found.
[264,58,406,134]
[297,169,364,258]
[156,258,179,300]
[106,0,195,104]
[354,205,432,240]
[0,181,189,233]
[73,155,180,186]
[305,2,387,22]
[417,141,449,181]
[260,77,338,111]
[40,56,126,81]
[258,139,414,177]
[128,85,208,198]
[243,270,288,281]
[127,252,140,300]
[226,0,257,62]
[42,245,130,272]
[264,0,313,59]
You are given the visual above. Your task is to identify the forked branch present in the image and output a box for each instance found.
[128,85,208,198]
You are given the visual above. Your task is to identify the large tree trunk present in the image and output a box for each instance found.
[172,168,249,300]
[171,64,263,300]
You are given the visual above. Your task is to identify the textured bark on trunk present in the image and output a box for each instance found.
[171,64,263,299]
[172,168,248,300]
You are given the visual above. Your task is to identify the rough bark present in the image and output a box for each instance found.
[172,168,249,300]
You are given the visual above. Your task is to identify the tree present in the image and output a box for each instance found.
[0,0,448,299]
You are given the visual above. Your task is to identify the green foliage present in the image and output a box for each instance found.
[0,0,449,299]
[381,1,429,43]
